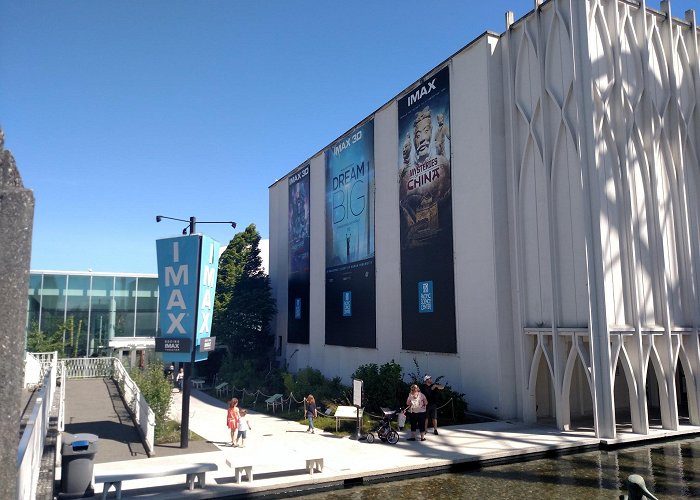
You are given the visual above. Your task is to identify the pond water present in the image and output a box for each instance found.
[296,437,700,499]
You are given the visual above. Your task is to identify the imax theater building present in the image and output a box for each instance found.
[269,0,700,439]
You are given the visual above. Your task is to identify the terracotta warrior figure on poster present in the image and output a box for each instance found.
[399,105,451,248]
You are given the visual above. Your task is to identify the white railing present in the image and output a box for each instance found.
[17,361,57,500]
[61,357,114,378]
[112,361,156,454]
[58,361,66,432]
[19,354,156,498]
[61,356,155,453]
[23,352,43,388]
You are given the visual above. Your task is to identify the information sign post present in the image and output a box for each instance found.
[350,378,363,440]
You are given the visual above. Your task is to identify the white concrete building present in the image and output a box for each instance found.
[269,0,700,439]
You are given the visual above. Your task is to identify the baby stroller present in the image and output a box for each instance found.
[365,408,400,444]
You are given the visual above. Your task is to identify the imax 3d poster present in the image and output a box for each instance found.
[398,66,456,353]
[325,120,376,348]
[288,164,310,344]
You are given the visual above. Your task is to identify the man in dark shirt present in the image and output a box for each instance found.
[421,375,444,435]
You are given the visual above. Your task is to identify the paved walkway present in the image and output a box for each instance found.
[84,387,700,499]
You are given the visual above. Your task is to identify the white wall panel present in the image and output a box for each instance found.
[268,178,289,357]
[374,103,402,355]
[451,40,502,414]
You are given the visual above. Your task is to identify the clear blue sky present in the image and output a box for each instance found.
[1,0,694,274]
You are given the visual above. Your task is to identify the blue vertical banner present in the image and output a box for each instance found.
[156,234,220,363]
[325,120,376,348]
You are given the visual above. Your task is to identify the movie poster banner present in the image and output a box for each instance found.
[288,164,310,344]
[325,120,376,347]
[398,66,456,352]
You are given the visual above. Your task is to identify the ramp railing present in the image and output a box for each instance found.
[17,356,57,500]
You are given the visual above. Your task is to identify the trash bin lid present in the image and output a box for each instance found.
[70,433,98,444]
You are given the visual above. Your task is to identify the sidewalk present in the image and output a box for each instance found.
[91,390,700,498]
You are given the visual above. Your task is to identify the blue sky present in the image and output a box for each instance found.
[1,0,694,274]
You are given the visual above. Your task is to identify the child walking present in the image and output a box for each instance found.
[226,398,240,447]
[235,409,252,447]
[305,395,318,434]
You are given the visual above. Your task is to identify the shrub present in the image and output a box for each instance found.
[283,367,347,411]
[129,363,173,440]
[218,355,285,395]
[351,360,409,413]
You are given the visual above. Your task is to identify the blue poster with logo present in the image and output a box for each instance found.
[156,234,220,363]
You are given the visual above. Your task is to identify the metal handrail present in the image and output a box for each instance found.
[19,354,157,498]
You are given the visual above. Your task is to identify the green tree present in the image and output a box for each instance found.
[25,321,65,354]
[352,360,409,413]
[213,224,276,358]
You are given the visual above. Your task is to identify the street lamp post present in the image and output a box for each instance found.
[156,215,236,448]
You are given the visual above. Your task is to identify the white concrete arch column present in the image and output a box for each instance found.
[527,332,558,424]
[650,331,682,429]
[612,333,646,433]
[679,335,700,424]
[647,335,676,429]
[561,333,597,432]
[623,333,651,434]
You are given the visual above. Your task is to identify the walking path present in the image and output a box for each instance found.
[87,387,700,499]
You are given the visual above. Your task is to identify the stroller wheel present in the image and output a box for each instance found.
[365,433,375,443]
[387,430,399,444]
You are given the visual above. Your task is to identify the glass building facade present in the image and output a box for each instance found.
[27,270,159,357]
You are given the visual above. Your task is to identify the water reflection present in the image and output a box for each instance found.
[297,437,700,499]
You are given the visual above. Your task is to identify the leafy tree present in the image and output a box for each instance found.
[351,360,409,413]
[213,224,276,358]
[25,321,65,354]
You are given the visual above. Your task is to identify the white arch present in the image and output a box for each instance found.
[528,335,557,422]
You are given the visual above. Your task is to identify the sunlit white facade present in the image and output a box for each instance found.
[269,0,700,438]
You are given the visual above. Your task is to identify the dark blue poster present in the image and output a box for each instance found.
[325,120,376,347]
[288,164,310,344]
[398,66,456,352]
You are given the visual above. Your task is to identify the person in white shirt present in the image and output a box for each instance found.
[235,409,252,447]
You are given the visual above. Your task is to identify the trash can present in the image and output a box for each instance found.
[59,432,98,499]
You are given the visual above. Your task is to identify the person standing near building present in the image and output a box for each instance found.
[421,375,444,435]
[166,363,175,389]
[405,384,428,441]
[227,398,240,447]
[235,409,252,447]
[305,395,318,434]
[176,367,184,392]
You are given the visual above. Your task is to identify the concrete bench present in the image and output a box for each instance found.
[225,457,323,483]
[215,382,229,398]
[334,405,363,432]
[94,463,218,499]
[265,393,283,412]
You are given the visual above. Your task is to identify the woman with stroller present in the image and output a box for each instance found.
[405,384,428,441]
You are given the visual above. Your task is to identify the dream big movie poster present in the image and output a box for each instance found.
[325,120,376,348]
[398,66,456,353]
[288,164,310,344]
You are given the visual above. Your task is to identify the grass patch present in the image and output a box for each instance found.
[156,419,207,445]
